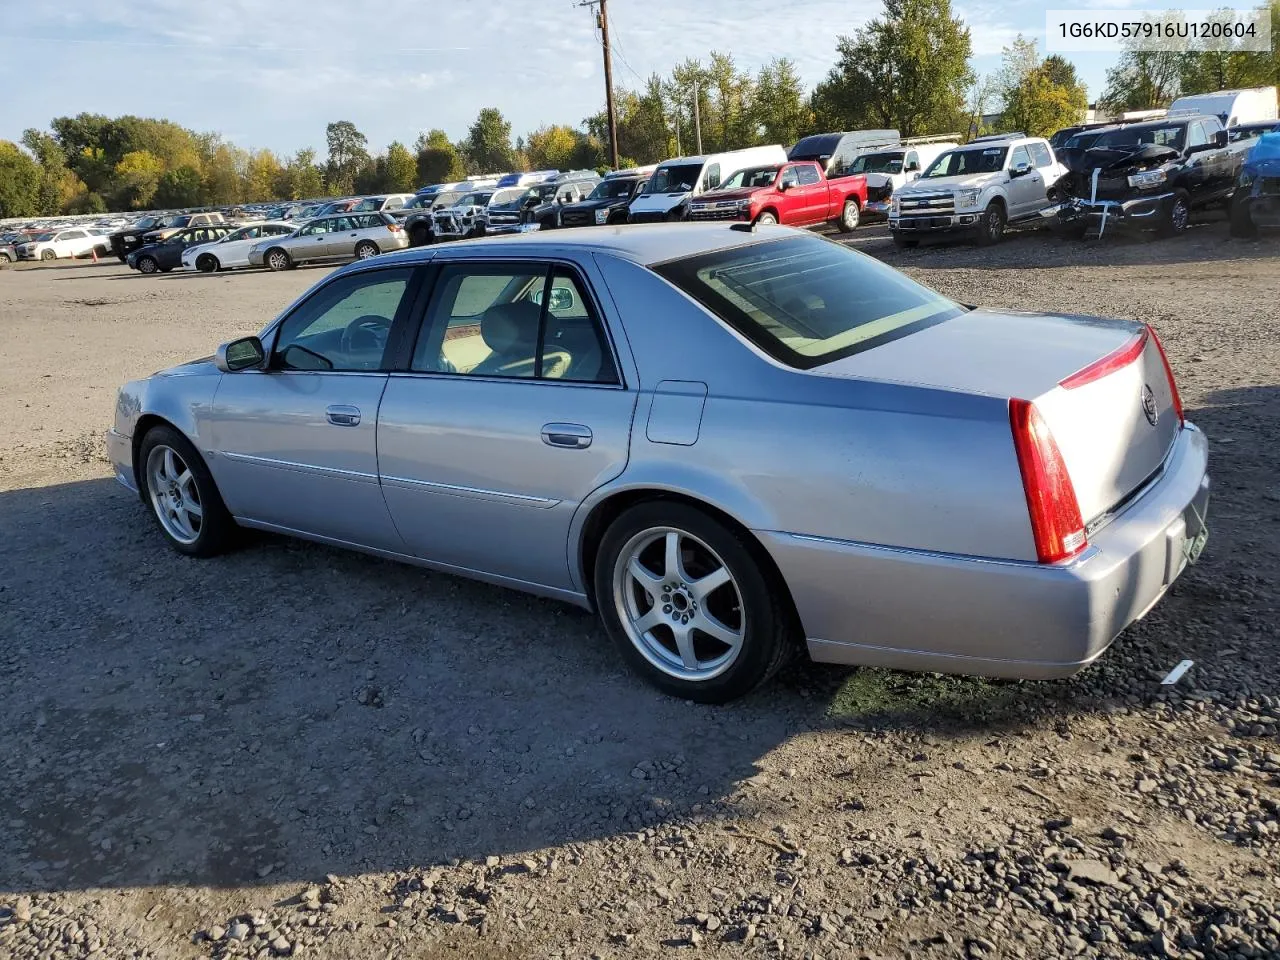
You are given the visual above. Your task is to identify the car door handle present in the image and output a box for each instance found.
[541,423,592,449]
[326,404,361,427]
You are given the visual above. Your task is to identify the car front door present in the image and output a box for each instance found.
[209,265,423,551]
[294,217,336,259]
[1005,145,1040,217]
[793,163,826,222]
[376,259,636,592]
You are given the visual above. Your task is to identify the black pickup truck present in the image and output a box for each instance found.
[1043,114,1239,238]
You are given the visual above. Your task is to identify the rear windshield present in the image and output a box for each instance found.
[653,235,963,369]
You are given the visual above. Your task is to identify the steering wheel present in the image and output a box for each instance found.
[340,314,391,357]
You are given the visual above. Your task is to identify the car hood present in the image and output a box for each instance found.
[152,357,218,378]
[899,172,1000,194]
[629,192,689,214]
[694,188,760,204]
[563,196,628,212]
[1062,143,1178,176]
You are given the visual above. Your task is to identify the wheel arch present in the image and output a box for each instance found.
[574,486,803,638]
[755,207,780,223]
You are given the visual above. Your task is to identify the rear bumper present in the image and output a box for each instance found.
[761,423,1210,680]
[106,428,138,494]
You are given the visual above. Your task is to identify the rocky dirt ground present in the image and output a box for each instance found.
[0,218,1277,960]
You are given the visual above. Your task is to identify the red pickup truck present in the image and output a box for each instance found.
[688,160,866,231]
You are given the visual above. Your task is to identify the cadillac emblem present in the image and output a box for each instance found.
[1141,384,1158,426]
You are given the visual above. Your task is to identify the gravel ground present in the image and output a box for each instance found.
[1,219,1278,960]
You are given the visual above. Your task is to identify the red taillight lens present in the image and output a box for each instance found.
[1059,328,1148,390]
[1009,398,1087,564]
[387,223,402,233]
[1145,324,1184,426]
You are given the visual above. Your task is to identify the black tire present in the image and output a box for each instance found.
[594,501,796,703]
[409,224,432,247]
[1229,197,1259,239]
[41,249,57,261]
[1158,190,1191,237]
[354,240,379,260]
[755,211,778,226]
[974,201,1006,246]
[0,251,10,263]
[265,247,293,272]
[137,255,159,275]
[138,425,236,558]
[196,254,219,273]
[839,198,861,231]
[892,234,919,248]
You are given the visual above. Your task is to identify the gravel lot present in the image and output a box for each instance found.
[1,221,1278,960]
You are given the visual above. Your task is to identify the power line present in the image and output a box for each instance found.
[0,35,470,54]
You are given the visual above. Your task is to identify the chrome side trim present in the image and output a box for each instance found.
[218,450,379,483]
[380,473,561,508]
[780,531,1099,570]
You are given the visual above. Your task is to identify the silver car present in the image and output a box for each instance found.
[107,225,1210,703]
[248,212,409,271]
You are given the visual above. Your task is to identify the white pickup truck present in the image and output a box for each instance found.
[857,136,959,220]
[889,134,1066,246]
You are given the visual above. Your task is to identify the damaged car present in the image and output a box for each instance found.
[1229,131,1280,238]
[1043,114,1239,239]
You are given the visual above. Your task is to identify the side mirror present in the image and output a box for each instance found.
[778,180,793,192]
[214,336,266,372]
[1214,129,1228,148]
[1009,161,1032,178]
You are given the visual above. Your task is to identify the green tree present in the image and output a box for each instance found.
[154,166,204,208]
[384,141,417,191]
[202,144,244,205]
[463,108,517,173]
[586,75,673,165]
[997,36,1087,137]
[415,129,467,184]
[525,125,582,170]
[325,120,370,194]
[812,0,974,137]
[22,128,75,213]
[751,58,814,147]
[0,141,43,218]
[284,148,325,199]
[112,150,165,209]
[244,149,284,201]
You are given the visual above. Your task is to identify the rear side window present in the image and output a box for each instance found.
[653,235,963,369]
[797,165,820,186]
[1029,142,1054,167]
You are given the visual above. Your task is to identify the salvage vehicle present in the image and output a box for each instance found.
[1229,131,1280,238]
[128,225,235,274]
[1042,114,1238,238]
[403,189,472,247]
[247,212,408,271]
[486,171,601,234]
[107,223,1209,703]
[890,134,1066,246]
[181,222,296,272]
[788,129,901,180]
[689,160,865,231]
[856,136,960,221]
[433,189,509,240]
[559,167,654,227]
[628,146,787,223]
[15,226,109,261]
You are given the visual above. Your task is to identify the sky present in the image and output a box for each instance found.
[0,0,1125,157]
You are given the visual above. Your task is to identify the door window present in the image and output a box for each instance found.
[796,164,821,186]
[1010,145,1031,169]
[779,166,800,189]
[272,268,413,372]
[1187,122,1208,148]
[411,263,617,384]
[301,219,333,236]
[905,151,920,172]
[703,164,721,190]
[1029,142,1054,167]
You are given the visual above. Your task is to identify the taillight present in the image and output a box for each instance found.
[1009,398,1087,564]
[1145,324,1184,426]
[387,223,402,233]
[1059,328,1147,389]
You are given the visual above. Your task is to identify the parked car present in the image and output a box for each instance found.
[1227,119,1280,144]
[139,212,227,248]
[890,133,1066,246]
[1167,85,1277,129]
[128,225,236,274]
[351,194,416,213]
[487,171,602,234]
[313,198,362,216]
[559,168,655,227]
[1043,114,1238,238]
[689,160,866,231]
[248,212,408,271]
[1049,123,1114,150]
[107,223,1209,703]
[403,189,473,247]
[16,226,109,261]
[432,189,503,241]
[0,243,15,264]
[628,146,788,223]
[1229,131,1280,238]
[788,129,901,179]
[850,137,959,221]
[181,222,297,272]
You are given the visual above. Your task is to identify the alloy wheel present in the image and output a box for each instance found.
[145,445,203,545]
[1171,199,1189,232]
[267,250,289,271]
[612,527,745,682]
[138,257,158,274]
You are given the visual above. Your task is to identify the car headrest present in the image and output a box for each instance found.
[480,300,541,355]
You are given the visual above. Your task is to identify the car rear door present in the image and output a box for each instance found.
[209,265,425,551]
[375,258,636,591]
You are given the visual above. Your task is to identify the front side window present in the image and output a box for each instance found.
[778,166,800,189]
[303,219,334,236]
[653,234,964,370]
[1010,145,1032,169]
[272,268,413,372]
[1187,122,1208,148]
[412,263,616,384]
[703,164,722,190]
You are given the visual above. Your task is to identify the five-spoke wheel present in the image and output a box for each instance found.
[139,425,235,557]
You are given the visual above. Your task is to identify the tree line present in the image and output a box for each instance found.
[2,0,1276,218]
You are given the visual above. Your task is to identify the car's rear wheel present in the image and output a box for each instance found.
[265,248,293,271]
[595,502,794,703]
[1159,190,1191,237]
[139,425,236,558]
[755,211,778,225]
[975,201,1006,246]
[354,240,379,259]
[196,254,219,273]
[137,255,159,274]
[40,249,56,261]
[840,198,861,231]
[409,224,432,247]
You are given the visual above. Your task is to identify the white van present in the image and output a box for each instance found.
[857,135,961,220]
[627,145,788,222]
[1168,86,1278,129]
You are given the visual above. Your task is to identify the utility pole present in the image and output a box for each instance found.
[692,80,703,154]
[673,108,681,155]
[578,0,619,169]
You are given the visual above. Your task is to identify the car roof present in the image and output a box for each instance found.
[367,222,793,271]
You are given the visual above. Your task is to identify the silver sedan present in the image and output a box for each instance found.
[107,224,1210,702]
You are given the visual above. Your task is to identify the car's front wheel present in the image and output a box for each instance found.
[595,502,794,703]
[138,425,236,558]
[265,247,293,271]
[975,201,1006,246]
[755,211,778,225]
[40,249,56,261]
[0,250,11,263]
[1159,190,1191,237]
[137,255,159,274]
[196,254,219,273]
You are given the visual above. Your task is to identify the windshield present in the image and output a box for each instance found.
[589,178,638,200]
[1092,125,1186,151]
[1065,131,1106,150]
[653,234,963,370]
[848,151,905,174]
[643,162,704,194]
[134,216,162,229]
[922,147,1008,178]
[720,166,781,189]
[455,192,493,207]
[491,189,524,205]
